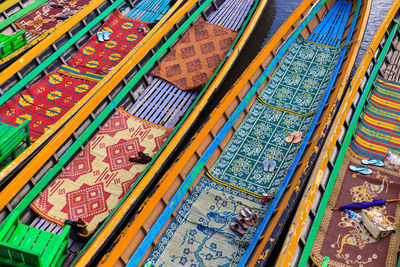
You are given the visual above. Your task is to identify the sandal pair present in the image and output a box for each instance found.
[137,24,148,35]
[230,207,258,236]
[285,131,302,144]
[129,151,152,164]
[349,158,384,175]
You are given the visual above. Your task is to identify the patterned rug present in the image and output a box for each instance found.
[207,35,341,197]
[16,0,91,35]
[258,35,340,116]
[311,151,400,267]
[146,177,269,266]
[151,17,237,90]
[31,107,173,233]
[67,11,148,76]
[0,11,149,141]
[0,71,97,141]
[351,77,400,160]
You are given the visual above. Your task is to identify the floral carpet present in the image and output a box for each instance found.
[208,35,341,197]
[146,177,269,266]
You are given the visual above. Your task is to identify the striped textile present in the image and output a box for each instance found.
[351,78,400,160]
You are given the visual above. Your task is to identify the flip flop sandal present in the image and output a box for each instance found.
[262,159,270,172]
[50,2,64,8]
[129,156,146,164]
[268,160,276,172]
[285,132,295,143]
[138,151,152,163]
[244,216,256,226]
[361,158,384,167]
[97,31,104,42]
[229,222,245,236]
[292,131,302,144]
[244,207,258,222]
[103,30,110,41]
[137,24,144,32]
[235,216,249,230]
[349,165,373,175]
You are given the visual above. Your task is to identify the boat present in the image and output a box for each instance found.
[0,0,111,70]
[0,0,268,265]
[0,0,182,175]
[92,0,371,265]
[275,0,400,266]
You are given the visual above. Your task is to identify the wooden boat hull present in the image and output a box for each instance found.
[277,1,400,265]
[0,0,269,265]
[94,0,371,265]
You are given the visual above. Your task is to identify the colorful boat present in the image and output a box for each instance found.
[93,0,371,265]
[0,0,182,175]
[276,1,400,266]
[0,0,114,69]
[0,0,268,265]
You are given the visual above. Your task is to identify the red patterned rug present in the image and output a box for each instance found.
[16,0,91,35]
[67,10,148,76]
[0,71,97,140]
[152,17,237,90]
[30,107,173,234]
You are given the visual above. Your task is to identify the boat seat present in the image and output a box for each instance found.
[0,210,70,267]
[0,121,31,169]
[0,30,27,59]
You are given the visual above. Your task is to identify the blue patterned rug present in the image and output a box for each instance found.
[145,177,269,266]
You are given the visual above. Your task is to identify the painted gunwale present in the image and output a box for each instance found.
[0,0,109,69]
[0,0,182,181]
[96,0,370,266]
[276,1,400,266]
[0,0,269,265]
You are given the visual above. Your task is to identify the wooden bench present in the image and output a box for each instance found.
[0,210,70,267]
[0,121,31,169]
[0,29,27,59]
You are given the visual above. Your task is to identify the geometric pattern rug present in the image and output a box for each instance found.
[66,11,148,76]
[207,35,341,197]
[351,77,400,160]
[0,11,149,141]
[31,107,173,233]
[151,17,237,90]
[146,177,269,266]
[311,151,400,267]
[0,71,97,141]
[16,0,91,35]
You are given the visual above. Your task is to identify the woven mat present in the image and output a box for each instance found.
[311,151,400,267]
[67,11,148,76]
[258,35,340,116]
[207,35,341,197]
[351,77,400,160]
[0,71,97,141]
[31,107,173,233]
[146,177,269,266]
[15,0,91,35]
[151,17,237,90]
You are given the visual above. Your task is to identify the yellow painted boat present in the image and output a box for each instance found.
[0,0,269,265]
[276,0,400,266]
[92,0,371,266]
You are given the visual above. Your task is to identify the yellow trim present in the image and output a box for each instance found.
[0,0,24,14]
[206,171,276,198]
[257,96,317,117]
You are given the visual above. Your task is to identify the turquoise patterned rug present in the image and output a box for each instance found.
[208,35,341,197]
[145,177,269,266]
